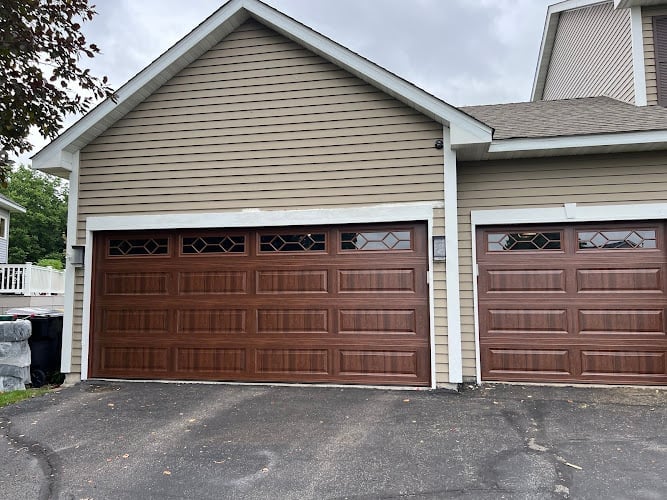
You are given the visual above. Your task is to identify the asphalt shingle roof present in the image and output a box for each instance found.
[460,96,667,140]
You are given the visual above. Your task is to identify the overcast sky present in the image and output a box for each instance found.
[19,0,556,164]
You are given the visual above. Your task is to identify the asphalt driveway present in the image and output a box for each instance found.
[0,382,665,500]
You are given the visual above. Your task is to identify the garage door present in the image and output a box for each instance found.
[477,222,667,385]
[90,222,430,386]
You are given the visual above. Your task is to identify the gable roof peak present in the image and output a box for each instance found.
[32,0,491,177]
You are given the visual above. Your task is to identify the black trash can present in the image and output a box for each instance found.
[7,308,64,387]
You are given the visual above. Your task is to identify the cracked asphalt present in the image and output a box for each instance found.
[0,382,665,500]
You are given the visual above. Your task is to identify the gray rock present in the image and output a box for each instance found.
[0,375,24,391]
[0,320,31,342]
[0,364,30,380]
[0,341,31,366]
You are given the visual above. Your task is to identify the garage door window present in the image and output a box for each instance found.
[487,232,561,251]
[577,230,657,250]
[259,233,326,252]
[341,230,411,251]
[109,238,169,256]
[182,235,245,254]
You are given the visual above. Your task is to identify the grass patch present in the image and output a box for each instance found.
[0,388,50,408]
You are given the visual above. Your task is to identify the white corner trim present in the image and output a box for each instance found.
[631,6,648,106]
[443,128,463,384]
[60,151,79,374]
[427,218,437,389]
[79,201,440,384]
[469,200,667,383]
[80,228,94,381]
[488,129,667,154]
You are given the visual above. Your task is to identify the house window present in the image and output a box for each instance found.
[654,16,667,107]
[0,217,6,239]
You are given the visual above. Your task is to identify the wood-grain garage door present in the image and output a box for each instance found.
[90,222,430,386]
[478,222,667,385]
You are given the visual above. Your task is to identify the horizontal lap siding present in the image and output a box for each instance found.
[74,20,447,381]
[457,152,667,379]
[543,2,634,103]
[644,6,667,105]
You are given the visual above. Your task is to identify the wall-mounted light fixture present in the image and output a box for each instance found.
[69,245,85,267]
[432,236,446,261]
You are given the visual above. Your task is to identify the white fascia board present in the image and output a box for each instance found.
[488,129,667,154]
[0,197,26,214]
[631,6,648,105]
[615,0,665,8]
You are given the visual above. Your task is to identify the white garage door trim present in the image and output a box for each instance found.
[79,202,442,387]
[470,202,667,383]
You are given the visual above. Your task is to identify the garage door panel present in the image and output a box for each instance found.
[100,346,170,373]
[256,309,329,334]
[101,309,170,335]
[578,309,666,335]
[482,269,567,294]
[576,267,664,293]
[338,309,418,335]
[255,348,330,375]
[91,223,430,386]
[485,309,569,336]
[478,222,667,385]
[255,269,328,294]
[338,268,418,293]
[177,309,248,334]
[178,271,248,294]
[103,272,170,295]
[175,347,246,373]
[580,350,666,377]
[483,347,572,376]
[338,349,421,377]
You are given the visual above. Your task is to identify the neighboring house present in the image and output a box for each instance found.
[0,195,65,312]
[0,195,25,264]
[33,0,667,388]
[532,0,667,106]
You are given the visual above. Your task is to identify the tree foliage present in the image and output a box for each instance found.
[0,0,114,177]
[0,165,68,265]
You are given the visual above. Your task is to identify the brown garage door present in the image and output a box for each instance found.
[90,222,430,386]
[477,222,667,385]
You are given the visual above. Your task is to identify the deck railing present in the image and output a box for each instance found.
[0,264,65,295]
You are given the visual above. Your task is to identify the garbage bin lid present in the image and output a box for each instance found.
[6,307,64,317]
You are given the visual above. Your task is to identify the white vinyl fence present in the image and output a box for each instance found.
[0,264,65,296]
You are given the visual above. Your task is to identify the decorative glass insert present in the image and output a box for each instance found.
[259,233,326,252]
[487,232,561,251]
[182,236,245,254]
[578,230,657,250]
[109,238,168,256]
[341,231,411,251]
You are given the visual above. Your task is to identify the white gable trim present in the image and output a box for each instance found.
[33,0,491,172]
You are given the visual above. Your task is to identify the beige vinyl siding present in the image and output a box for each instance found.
[73,20,448,382]
[457,151,667,379]
[543,2,635,103]
[643,6,667,105]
